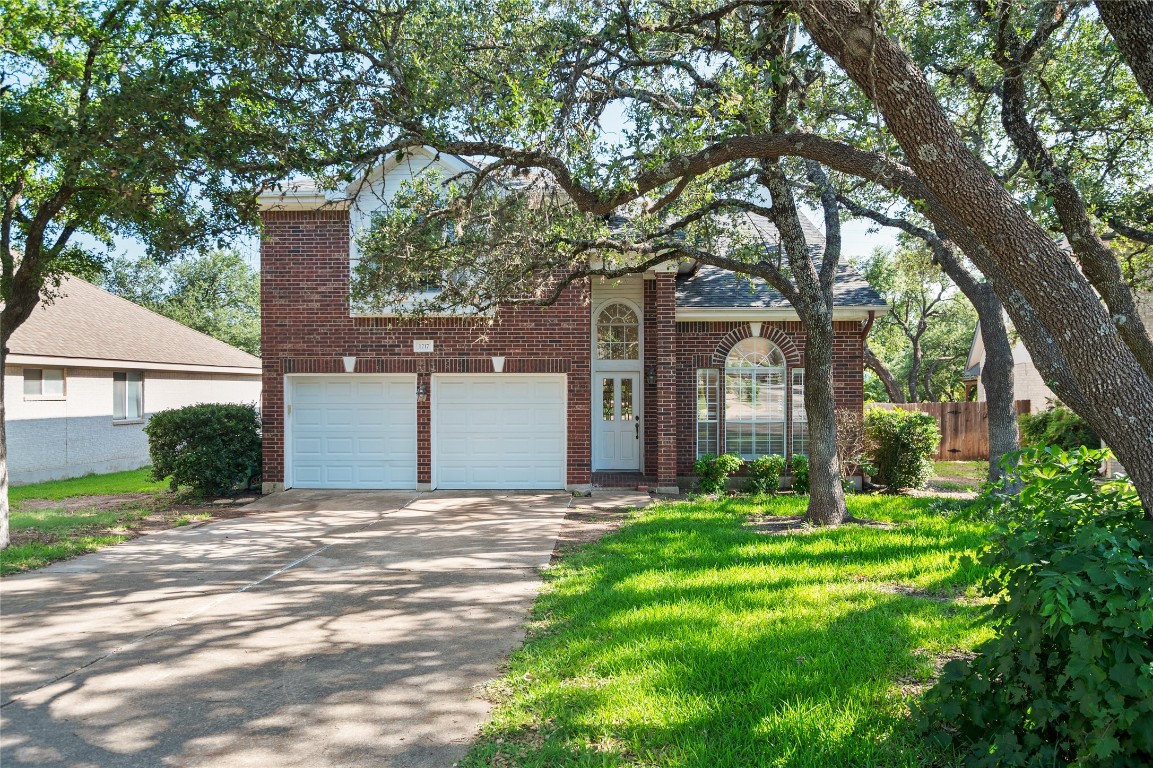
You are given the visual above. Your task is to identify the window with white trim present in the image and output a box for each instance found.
[596,303,640,360]
[696,369,719,457]
[113,371,144,421]
[24,368,66,398]
[791,369,809,457]
[724,338,786,458]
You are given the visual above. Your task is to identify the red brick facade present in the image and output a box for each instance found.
[261,209,592,488]
[261,209,867,490]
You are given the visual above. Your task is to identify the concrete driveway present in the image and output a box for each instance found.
[0,490,572,767]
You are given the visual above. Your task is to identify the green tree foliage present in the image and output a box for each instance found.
[0,0,344,547]
[864,408,942,491]
[102,250,260,356]
[858,240,978,403]
[1019,403,1100,452]
[917,448,1153,767]
[145,403,261,497]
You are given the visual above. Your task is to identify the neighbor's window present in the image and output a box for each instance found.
[23,368,66,398]
[791,369,808,458]
[724,338,786,459]
[113,372,144,421]
[696,369,719,457]
[596,302,640,360]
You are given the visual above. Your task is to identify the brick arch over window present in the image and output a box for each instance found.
[710,324,801,368]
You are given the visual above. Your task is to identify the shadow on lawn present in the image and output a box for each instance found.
[466,500,986,767]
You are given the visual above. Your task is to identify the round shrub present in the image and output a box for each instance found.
[693,453,743,495]
[864,408,941,491]
[747,454,786,494]
[145,402,262,496]
[916,447,1153,767]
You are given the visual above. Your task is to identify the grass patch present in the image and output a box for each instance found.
[930,461,987,489]
[9,468,165,502]
[465,494,992,768]
[1,535,135,574]
[2,506,154,576]
[173,511,213,527]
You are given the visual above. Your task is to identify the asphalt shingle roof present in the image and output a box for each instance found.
[9,277,261,369]
[675,211,886,310]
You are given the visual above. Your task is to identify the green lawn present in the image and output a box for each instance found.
[9,467,166,502]
[3,468,168,576]
[465,495,992,768]
[930,461,987,492]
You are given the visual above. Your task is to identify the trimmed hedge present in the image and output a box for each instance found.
[864,408,940,491]
[747,454,786,494]
[145,403,261,496]
[693,453,743,494]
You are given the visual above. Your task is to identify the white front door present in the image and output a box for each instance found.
[594,373,641,470]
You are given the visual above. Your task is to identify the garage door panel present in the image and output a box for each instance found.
[289,376,416,490]
[434,375,565,490]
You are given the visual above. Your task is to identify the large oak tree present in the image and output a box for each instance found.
[0,0,344,546]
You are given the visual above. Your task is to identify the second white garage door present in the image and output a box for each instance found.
[433,375,566,489]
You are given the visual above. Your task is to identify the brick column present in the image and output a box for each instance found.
[654,272,679,492]
[416,372,432,488]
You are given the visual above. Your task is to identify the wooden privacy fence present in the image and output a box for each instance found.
[869,401,1032,461]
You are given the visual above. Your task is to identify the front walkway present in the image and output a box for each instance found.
[0,490,572,767]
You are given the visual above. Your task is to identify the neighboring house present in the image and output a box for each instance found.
[964,292,1153,412]
[258,148,886,494]
[4,277,262,484]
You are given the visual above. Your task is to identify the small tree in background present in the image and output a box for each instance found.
[102,250,260,356]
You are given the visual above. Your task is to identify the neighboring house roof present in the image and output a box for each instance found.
[8,277,261,372]
[675,212,887,312]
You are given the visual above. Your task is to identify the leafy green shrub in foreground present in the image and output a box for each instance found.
[789,454,809,494]
[145,403,262,496]
[747,454,786,494]
[692,453,743,495]
[1019,403,1099,452]
[864,408,940,491]
[917,447,1153,767]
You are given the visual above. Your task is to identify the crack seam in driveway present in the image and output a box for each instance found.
[0,495,419,709]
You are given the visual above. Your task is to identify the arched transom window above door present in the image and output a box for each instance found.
[596,303,640,360]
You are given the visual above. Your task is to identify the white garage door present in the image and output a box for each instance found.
[433,375,566,489]
[288,376,416,489]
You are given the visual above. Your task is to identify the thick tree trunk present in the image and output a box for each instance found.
[865,344,905,402]
[975,303,1021,486]
[907,338,922,402]
[797,0,1153,515]
[1096,0,1153,104]
[802,313,848,526]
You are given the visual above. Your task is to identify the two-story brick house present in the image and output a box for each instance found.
[258,148,885,494]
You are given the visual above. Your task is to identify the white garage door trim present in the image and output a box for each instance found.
[431,373,567,490]
[285,374,417,489]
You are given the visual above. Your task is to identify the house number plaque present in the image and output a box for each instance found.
[413,340,434,353]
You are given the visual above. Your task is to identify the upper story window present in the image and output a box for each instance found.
[724,338,787,459]
[113,371,144,421]
[24,368,65,399]
[596,303,640,360]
